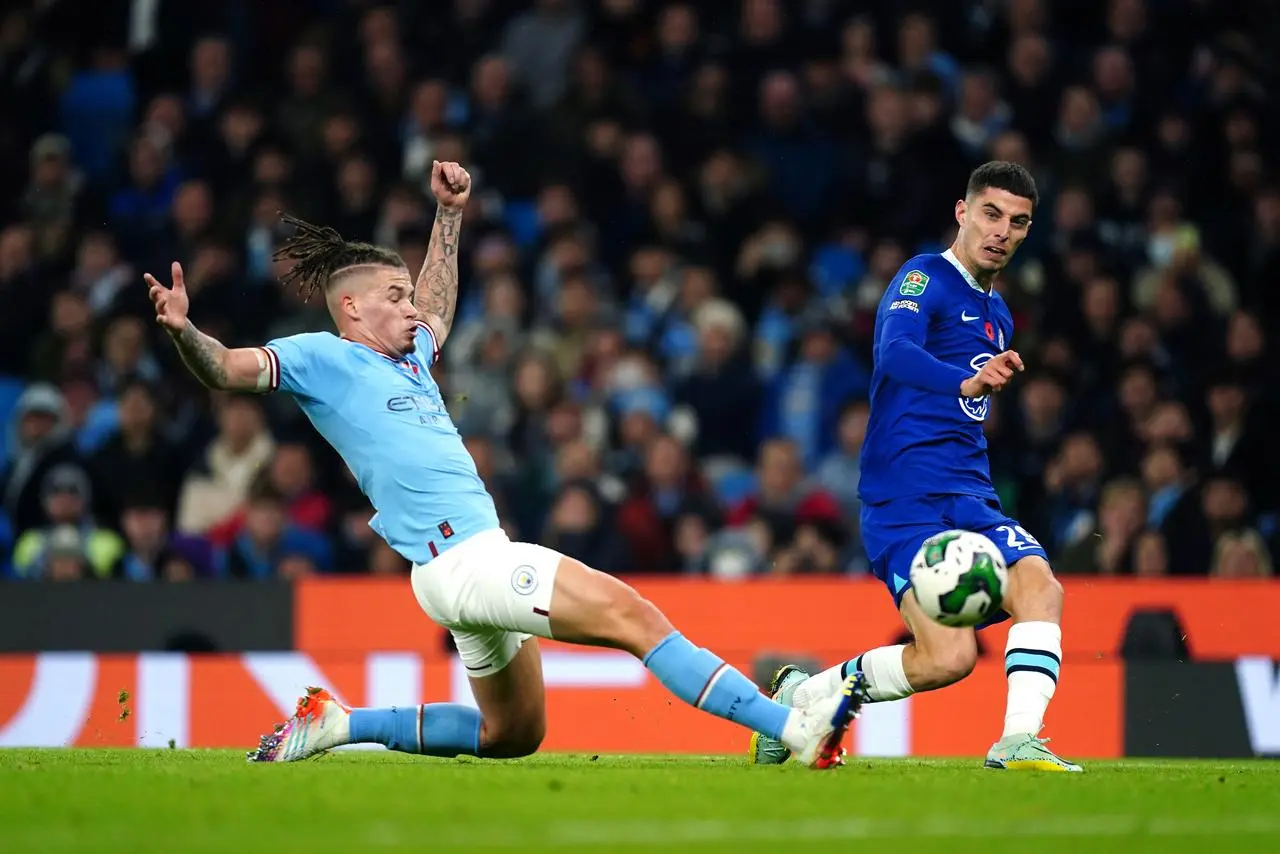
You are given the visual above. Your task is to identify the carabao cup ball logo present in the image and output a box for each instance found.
[958,353,994,421]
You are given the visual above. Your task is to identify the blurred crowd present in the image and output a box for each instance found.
[1,0,1277,582]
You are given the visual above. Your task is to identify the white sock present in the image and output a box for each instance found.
[1002,621,1061,738]
[794,644,914,709]
[780,709,806,753]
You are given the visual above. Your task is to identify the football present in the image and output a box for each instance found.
[909,530,1008,627]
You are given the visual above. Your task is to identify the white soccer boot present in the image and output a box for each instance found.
[783,673,864,769]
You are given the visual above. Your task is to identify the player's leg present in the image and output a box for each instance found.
[347,631,548,759]
[544,555,860,767]
[967,503,1078,770]
[247,631,545,764]
[356,530,858,768]
[457,633,547,758]
[249,634,545,762]
[250,536,549,763]
[752,498,977,763]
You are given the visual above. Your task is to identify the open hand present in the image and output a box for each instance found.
[960,350,1024,398]
[430,160,472,210]
[144,261,190,334]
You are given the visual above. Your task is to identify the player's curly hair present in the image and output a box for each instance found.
[272,213,405,302]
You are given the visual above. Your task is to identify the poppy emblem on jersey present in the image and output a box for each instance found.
[984,322,995,342]
[899,270,929,296]
[511,565,538,595]
[438,521,455,539]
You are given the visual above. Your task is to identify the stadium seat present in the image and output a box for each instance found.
[809,244,865,298]
[76,401,121,455]
[0,375,28,469]
[711,467,758,507]
[59,67,137,184]
[501,200,542,250]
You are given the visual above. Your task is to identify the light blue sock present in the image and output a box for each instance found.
[642,631,790,740]
[348,704,482,757]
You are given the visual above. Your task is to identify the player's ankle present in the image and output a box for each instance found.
[779,709,808,753]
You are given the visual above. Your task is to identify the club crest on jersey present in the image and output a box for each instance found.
[958,353,995,422]
[899,270,929,296]
[998,328,1005,349]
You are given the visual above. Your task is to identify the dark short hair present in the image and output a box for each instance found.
[966,161,1039,210]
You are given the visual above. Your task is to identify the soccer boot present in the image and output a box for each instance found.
[983,733,1082,772]
[788,673,865,770]
[248,687,352,762]
[748,664,811,765]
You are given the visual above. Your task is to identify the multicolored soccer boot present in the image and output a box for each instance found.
[789,673,864,769]
[984,733,1082,772]
[248,687,352,763]
[749,664,811,765]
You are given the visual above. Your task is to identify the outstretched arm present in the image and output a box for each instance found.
[414,160,472,348]
[146,262,274,393]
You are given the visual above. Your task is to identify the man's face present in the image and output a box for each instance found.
[336,266,419,357]
[956,187,1034,275]
[245,500,285,545]
[19,410,56,445]
[118,386,155,434]
[123,506,168,553]
[45,488,84,524]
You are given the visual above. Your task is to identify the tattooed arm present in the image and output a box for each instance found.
[167,321,275,393]
[146,262,274,393]
[414,205,463,346]
[415,161,472,347]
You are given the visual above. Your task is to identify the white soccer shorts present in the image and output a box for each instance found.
[410,529,561,677]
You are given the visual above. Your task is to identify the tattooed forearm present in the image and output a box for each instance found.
[414,206,463,341]
[169,321,230,389]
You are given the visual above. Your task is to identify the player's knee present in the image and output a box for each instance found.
[1007,556,1063,621]
[602,586,674,658]
[480,716,545,759]
[919,638,977,688]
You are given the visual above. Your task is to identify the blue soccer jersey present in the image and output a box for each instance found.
[858,250,1015,506]
[262,322,499,564]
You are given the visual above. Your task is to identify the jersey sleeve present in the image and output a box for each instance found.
[263,332,353,402]
[413,321,442,367]
[876,266,974,396]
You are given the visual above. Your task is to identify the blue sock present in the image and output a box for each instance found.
[348,704,482,757]
[642,631,790,740]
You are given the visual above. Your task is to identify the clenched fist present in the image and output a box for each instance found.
[431,160,471,210]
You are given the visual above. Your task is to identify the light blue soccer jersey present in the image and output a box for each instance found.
[262,322,499,564]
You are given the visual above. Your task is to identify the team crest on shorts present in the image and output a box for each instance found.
[511,565,538,595]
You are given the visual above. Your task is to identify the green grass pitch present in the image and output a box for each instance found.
[1,750,1278,853]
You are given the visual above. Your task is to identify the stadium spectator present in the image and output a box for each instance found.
[176,394,274,537]
[3,384,86,534]
[11,464,123,579]
[616,432,718,572]
[220,474,332,580]
[0,0,1275,582]
[116,485,215,581]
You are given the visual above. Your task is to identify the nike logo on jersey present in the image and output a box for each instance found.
[961,312,979,321]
